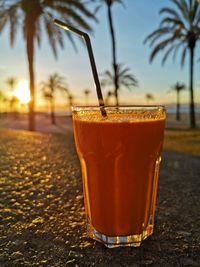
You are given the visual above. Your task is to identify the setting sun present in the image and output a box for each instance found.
[14,80,30,104]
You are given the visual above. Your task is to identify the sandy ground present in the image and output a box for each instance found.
[0,129,199,267]
[0,113,200,266]
[0,113,73,134]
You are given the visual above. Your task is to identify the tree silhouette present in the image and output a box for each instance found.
[0,1,96,130]
[170,82,186,121]
[145,93,155,104]
[144,0,200,128]
[105,90,113,105]
[83,89,91,105]
[101,64,138,104]
[63,89,74,110]
[95,0,124,105]
[4,78,18,114]
[9,96,19,112]
[40,73,68,125]
[0,90,5,114]
[5,77,17,92]
[0,90,9,114]
[68,94,74,109]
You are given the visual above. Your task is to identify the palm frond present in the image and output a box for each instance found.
[117,65,130,76]
[50,5,92,31]
[149,34,179,62]
[5,77,17,89]
[120,75,138,87]
[120,81,136,91]
[43,16,58,58]
[45,0,96,25]
[0,13,8,33]
[160,17,185,29]
[180,45,187,67]
[0,3,19,46]
[1,0,97,57]
[160,7,181,20]
[194,6,200,25]
[44,12,65,49]
[40,72,67,99]
[41,1,97,52]
[144,27,173,45]
[65,31,77,51]
[170,0,189,21]
[161,44,177,65]
[103,70,113,79]
[101,70,114,87]
[171,81,186,92]
[60,0,97,21]
[100,79,112,87]
[123,74,137,84]
[94,5,102,15]
[35,20,41,48]
[101,63,138,92]
[172,42,183,61]
[190,0,199,23]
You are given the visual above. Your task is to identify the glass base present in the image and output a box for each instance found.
[87,223,154,248]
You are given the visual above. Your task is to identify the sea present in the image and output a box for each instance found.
[55,106,200,116]
[166,107,200,114]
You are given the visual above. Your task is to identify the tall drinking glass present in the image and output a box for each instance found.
[72,105,166,248]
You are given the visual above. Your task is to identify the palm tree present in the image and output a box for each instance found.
[0,1,96,131]
[101,63,138,104]
[68,94,74,109]
[105,90,113,105]
[145,93,155,104]
[0,91,9,114]
[5,78,17,114]
[63,88,74,110]
[9,96,19,112]
[83,89,91,105]
[94,0,123,105]
[170,82,186,121]
[0,90,4,115]
[5,77,17,92]
[144,0,200,128]
[40,73,68,125]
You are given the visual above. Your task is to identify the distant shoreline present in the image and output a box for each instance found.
[166,107,200,114]
[0,111,200,134]
[1,107,200,116]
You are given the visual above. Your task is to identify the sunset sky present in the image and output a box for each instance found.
[0,0,200,111]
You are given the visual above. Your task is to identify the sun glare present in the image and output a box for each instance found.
[14,80,30,104]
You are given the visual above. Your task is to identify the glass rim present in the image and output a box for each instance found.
[72,104,165,111]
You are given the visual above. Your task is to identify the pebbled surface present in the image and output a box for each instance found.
[0,129,200,267]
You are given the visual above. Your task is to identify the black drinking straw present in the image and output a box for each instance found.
[54,19,107,117]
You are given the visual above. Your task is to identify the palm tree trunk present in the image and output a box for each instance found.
[189,47,196,128]
[50,97,56,125]
[26,24,35,131]
[176,90,180,121]
[85,94,88,105]
[107,3,119,105]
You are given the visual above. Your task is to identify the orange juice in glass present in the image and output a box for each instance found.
[72,105,166,248]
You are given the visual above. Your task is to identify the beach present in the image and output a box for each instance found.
[0,127,199,266]
[0,111,200,133]
[1,111,200,157]
[0,112,200,266]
